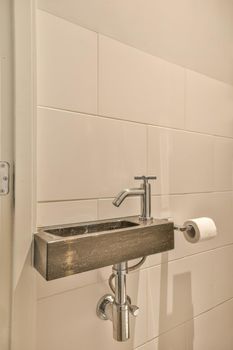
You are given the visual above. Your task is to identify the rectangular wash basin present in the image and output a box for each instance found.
[45,220,139,237]
[34,216,174,281]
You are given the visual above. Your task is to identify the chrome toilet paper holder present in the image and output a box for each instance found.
[174,224,194,232]
[174,223,196,238]
[173,217,217,244]
[166,217,195,235]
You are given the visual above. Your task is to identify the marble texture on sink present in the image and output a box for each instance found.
[34,216,174,280]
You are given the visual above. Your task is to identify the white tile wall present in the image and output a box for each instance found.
[185,299,233,350]
[212,246,233,305]
[98,197,141,220]
[37,273,146,350]
[37,10,97,114]
[147,252,215,339]
[148,127,214,194]
[36,264,112,300]
[136,324,186,350]
[37,200,98,226]
[37,0,233,86]
[147,191,233,268]
[214,137,233,191]
[99,35,185,129]
[185,70,233,138]
[37,247,233,349]
[36,10,233,350]
[37,107,147,201]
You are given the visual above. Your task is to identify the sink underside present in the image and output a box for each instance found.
[34,216,174,281]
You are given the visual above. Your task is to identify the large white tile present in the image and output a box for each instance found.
[214,137,233,191]
[185,299,233,350]
[212,245,233,305]
[37,200,98,226]
[37,0,233,86]
[148,127,214,195]
[185,70,233,138]
[157,325,186,350]
[135,324,186,350]
[136,338,158,350]
[37,10,97,114]
[147,246,233,343]
[99,35,185,129]
[181,252,215,316]
[147,262,185,339]
[37,107,147,201]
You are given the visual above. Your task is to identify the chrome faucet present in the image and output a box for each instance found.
[112,176,157,221]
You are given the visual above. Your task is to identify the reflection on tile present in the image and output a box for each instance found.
[37,107,147,201]
[148,127,214,194]
[186,70,233,138]
[147,261,193,338]
[185,299,233,350]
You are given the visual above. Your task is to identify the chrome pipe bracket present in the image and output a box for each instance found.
[96,294,114,321]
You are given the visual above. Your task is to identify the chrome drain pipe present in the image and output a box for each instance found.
[112,262,129,341]
[97,261,141,342]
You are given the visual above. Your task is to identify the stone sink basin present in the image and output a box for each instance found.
[34,216,174,281]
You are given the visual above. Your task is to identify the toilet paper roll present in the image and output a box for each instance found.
[183,217,217,243]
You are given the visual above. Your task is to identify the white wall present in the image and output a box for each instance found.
[11,1,37,349]
[37,0,233,85]
[35,8,233,350]
[0,1,13,349]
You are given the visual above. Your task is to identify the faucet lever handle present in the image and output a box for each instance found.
[127,295,139,317]
[129,304,139,317]
[134,175,157,183]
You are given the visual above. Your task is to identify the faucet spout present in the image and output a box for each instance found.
[112,188,144,207]
[112,176,157,221]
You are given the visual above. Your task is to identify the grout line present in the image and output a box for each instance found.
[192,296,233,321]
[37,105,233,141]
[134,296,233,350]
[37,190,233,203]
[184,68,187,131]
[37,8,233,88]
[144,242,233,270]
[96,33,99,115]
[146,125,149,175]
